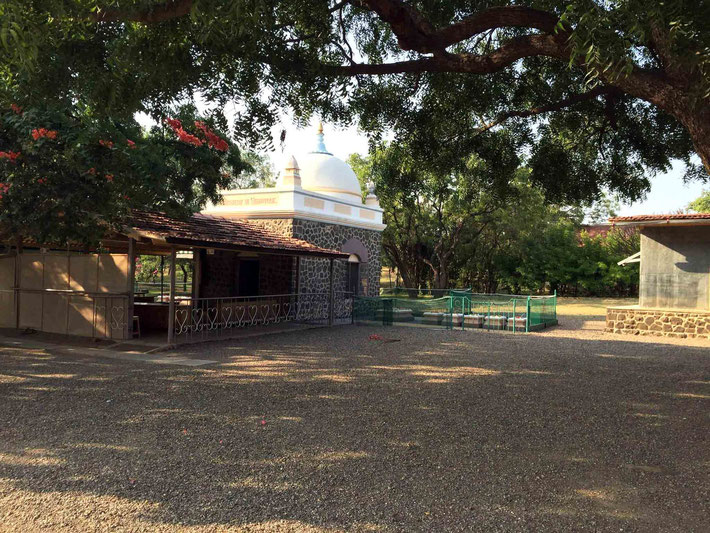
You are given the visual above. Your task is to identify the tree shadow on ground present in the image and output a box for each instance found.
[0,325,708,532]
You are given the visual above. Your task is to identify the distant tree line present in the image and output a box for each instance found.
[349,148,640,298]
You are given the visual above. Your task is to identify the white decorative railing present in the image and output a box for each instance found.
[173,292,353,343]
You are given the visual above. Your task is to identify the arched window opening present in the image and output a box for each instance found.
[347,254,361,296]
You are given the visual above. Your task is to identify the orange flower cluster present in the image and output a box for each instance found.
[165,118,182,130]
[177,129,203,147]
[99,139,114,149]
[194,121,229,152]
[0,182,11,199]
[10,104,22,115]
[37,177,48,185]
[165,117,204,147]
[164,117,229,151]
[31,128,58,140]
[105,174,114,182]
[0,151,20,163]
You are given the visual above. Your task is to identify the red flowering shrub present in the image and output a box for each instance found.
[0,151,20,163]
[176,128,203,147]
[31,128,58,140]
[165,117,232,149]
[0,105,242,246]
[194,121,229,152]
[10,104,23,115]
[165,118,182,131]
[0,182,11,199]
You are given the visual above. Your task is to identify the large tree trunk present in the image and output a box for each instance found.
[399,268,420,298]
[679,105,710,174]
[433,268,449,290]
[613,70,710,174]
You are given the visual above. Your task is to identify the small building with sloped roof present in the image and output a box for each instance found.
[0,210,349,347]
[605,214,710,339]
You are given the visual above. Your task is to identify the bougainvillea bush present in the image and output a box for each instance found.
[0,105,248,246]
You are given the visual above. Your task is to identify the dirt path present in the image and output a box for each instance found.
[0,322,708,532]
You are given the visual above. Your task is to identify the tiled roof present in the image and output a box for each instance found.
[128,210,348,258]
[580,224,613,238]
[609,213,710,223]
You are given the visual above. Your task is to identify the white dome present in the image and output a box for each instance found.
[295,124,363,203]
[298,152,363,202]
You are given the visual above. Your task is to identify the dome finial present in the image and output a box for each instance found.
[313,121,331,154]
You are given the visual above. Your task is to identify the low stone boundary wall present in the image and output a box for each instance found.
[606,307,710,339]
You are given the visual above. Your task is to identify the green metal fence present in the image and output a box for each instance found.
[353,295,455,328]
[354,289,557,333]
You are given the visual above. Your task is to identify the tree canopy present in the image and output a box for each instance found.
[0,104,247,245]
[688,189,710,213]
[364,134,520,289]
[354,143,639,295]
[2,0,708,205]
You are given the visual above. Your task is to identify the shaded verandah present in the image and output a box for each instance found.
[0,210,350,348]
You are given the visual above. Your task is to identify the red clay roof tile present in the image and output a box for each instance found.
[609,213,710,223]
[128,210,348,258]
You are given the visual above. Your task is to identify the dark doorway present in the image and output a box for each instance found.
[347,261,360,297]
[239,260,260,296]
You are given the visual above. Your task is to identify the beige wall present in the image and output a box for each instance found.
[0,256,16,328]
[9,252,129,339]
[640,226,710,310]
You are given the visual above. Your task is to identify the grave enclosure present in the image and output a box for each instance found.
[353,290,558,333]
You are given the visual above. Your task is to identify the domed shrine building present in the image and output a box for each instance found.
[201,124,385,299]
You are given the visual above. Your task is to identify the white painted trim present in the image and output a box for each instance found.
[204,186,386,232]
[215,211,386,232]
[216,186,383,213]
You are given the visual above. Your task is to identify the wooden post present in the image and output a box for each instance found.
[160,255,165,302]
[126,238,136,339]
[167,247,177,345]
[14,243,21,329]
[192,248,201,299]
[328,258,334,326]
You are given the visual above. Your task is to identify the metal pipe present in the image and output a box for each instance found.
[126,238,135,339]
[160,255,165,302]
[167,247,177,345]
[526,296,531,333]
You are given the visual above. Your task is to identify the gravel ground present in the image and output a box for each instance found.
[0,314,708,532]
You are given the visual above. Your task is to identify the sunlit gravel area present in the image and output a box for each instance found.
[0,315,708,532]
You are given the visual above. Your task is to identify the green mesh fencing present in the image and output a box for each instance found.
[356,289,557,332]
[527,293,558,331]
[354,296,454,328]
